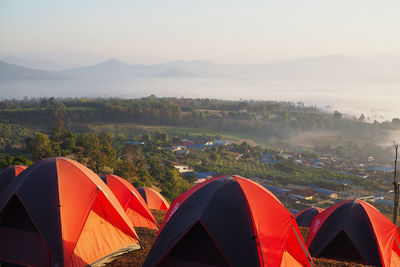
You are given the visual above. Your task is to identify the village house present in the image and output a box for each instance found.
[172,162,193,173]
[163,160,193,173]
[289,188,314,200]
[124,140,144,145]
[310,185,338,199]
[178,139,195,147]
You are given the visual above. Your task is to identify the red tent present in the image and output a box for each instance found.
[144,175,313,267]
[307,199,400,266]
[100,174,158,229]
[0,165,26,194]
[0,158,139,267]
[137,187,170,211]
[295,207,324,227]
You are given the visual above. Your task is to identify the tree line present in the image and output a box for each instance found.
[0,97,397,141]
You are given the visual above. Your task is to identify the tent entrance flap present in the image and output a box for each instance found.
[319,231,365,264]
[0,196,52,267]
[158,222,229,267]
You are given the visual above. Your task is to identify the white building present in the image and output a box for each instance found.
[173,163,193,173]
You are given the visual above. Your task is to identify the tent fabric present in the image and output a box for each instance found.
[137,187,170,211]
[0,165,26,194]
[144,175,313,267]
[100,174,158,229]
[295,207,324,227]
[0,157,139,267]
[307,199,400,267]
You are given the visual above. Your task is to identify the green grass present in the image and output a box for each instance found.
[0,107,42,112]
[87,122,263,145]
[66,107,97,111]
[0,106,96,112]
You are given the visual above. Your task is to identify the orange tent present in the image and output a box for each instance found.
[100,174,158,229]
[137,187,170,211]
[307,199,400,266]
[0,158,139,267]
[144,175,313,267]
[0,165,26,194]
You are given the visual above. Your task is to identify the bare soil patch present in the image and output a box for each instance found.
[104,210,167,267]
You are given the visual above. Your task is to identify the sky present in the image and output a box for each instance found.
[1,0,400,64]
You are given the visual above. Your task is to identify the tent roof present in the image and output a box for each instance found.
[100,174,158,229]
[0,158,138,267]
[0,165,26,193]
[137,186,170,211]
[295,207,324,227]
[145,175,312,267]
[307,199,400,266]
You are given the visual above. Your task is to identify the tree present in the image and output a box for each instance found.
[392,118,400,127]
[155,130,169,144]
[60,132,76,152]
[172,136,180,144]
[116,144,152,186]
[40,98,49,109]
[117,152,139,182]
[82,134,105,173]
[28,133,53,160]
[333,111,342,119]
[161,168,190,200]
[185,173,197,184]
[0,155,33,169]
[99,132,117,169]
[48,99,66,121]
[142,133,152,143]
[51,119,67,142]
[359,113,365,121]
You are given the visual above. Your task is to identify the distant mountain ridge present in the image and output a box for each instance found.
[0,60,61,81]
[0,58,208,81]
[59,58,209,78]
[1,55,399,83]
[1,56,70,71]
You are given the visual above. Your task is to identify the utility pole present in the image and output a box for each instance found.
[393,142,399,224]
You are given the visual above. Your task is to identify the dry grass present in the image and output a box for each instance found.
[105,227,158,267]
[151,209,168,227]
[313,258,371,267]
[104,210,167,267]
[299,226,310,241]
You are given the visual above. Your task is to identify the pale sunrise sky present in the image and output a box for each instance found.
[1,0,400,63]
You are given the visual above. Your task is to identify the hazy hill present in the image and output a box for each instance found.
[0,60,61,81]
[1,56,68,71]
[60,58,217,78]
[155,68,196,78]
[2,54,399,82]
[61,58,136,77]
[1,55,399,118]
[0,50,106,70]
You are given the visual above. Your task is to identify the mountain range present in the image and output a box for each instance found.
[0,54,399,122]
[0,60,61,81]
[2,54,399,83]
[0,58,221,81]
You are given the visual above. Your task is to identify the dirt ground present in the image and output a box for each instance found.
[104,210,167,267]
[300,226,310,241]
[105,227,159,267]
[151,209,168,226]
